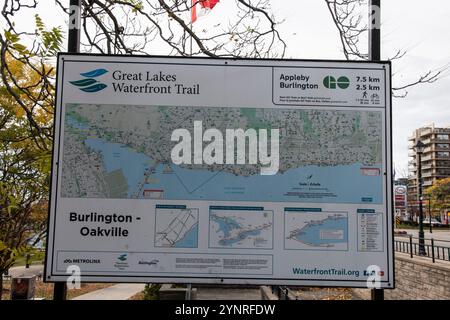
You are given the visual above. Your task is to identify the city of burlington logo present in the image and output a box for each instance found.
[70,68,108,92]
[323,76,350,89]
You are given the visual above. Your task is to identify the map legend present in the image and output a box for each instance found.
[357,209,383,252]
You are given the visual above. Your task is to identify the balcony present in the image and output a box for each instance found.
[436,154,450,160]
[436,162,450,168]
[434,128,450,134]
[422,171,434,178]
[422,180,433,187]
[433,143,450,151]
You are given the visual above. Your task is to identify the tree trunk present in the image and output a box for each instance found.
[0,275,3,300]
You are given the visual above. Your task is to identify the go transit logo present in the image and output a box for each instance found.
[70,68,108,92]
[323,76,350,89]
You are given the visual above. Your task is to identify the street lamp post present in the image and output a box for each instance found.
[428,195,432,234]
[414,140,426,256]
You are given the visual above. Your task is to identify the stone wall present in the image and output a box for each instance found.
[354,252,450,300]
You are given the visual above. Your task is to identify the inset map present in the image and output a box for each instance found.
[154,205,198,248]
[209,206,273,249]
[284,209,348,251]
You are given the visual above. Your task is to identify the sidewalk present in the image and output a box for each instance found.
[72,283,145,300]
[72,284,261,300]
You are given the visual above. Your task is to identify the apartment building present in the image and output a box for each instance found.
[407,124,450,221]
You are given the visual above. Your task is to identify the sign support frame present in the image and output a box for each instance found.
[369,0,385,300]
[52,0,81,301]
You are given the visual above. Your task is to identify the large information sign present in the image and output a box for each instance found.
[45,54,394,288]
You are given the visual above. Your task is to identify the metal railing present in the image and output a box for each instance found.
[394,235,450,262]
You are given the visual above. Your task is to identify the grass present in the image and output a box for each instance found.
[1,280,112,300]
[13,249,46,267]
[290,287,354,300]
[396,223,450,230]
[128,291,145,300]
[128,287,354,300]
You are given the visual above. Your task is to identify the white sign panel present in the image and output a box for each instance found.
[45,54,394,288]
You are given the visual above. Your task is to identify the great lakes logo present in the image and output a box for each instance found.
[114,253,129,270]
[117,254,127,262]
[70,68,108,92]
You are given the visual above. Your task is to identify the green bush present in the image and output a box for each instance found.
[143,283,161,300]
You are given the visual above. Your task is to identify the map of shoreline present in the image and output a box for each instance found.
[286,213,348,249]
[61,103,383,204]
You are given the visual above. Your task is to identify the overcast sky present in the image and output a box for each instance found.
[10,0,450,176]
[272,0,450,177]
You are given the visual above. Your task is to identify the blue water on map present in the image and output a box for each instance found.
[70,118,382,203]
[148,162,383,204]
[294,216,348,245]
[219,228,262,246]
[66,115,89,130]
[175,224,198,248]
[84,138,153,197]
[211,214,264,246]
[211,215,241,236]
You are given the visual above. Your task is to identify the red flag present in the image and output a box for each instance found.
[191,0,220,23]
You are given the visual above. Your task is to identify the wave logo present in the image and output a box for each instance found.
[117,254,127,262]
[70,68,108,92]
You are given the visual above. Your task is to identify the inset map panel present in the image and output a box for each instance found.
[284,209,348,251]
[154,205,198,248]
[209,206,273,249]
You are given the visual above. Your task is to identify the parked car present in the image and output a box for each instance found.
[422,218,442,226]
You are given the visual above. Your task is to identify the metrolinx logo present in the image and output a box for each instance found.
[70,68,108,92]
[323,76,350,89]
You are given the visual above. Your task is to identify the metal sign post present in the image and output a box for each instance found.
[52,0,81,300]
[369,0,385,301]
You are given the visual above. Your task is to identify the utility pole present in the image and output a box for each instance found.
[416,146,427,255]
[369,0,383,301]
[68,0,81,53]
[428,195,432,233]
[369,0,381,61]
[53,0,81,300]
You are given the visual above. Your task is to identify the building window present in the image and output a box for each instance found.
[436,161,450,168]
[437,151,450,158]
[437,143,449,149]
[436,134,449,140]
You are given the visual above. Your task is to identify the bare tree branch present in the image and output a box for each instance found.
[325,0,448,97]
